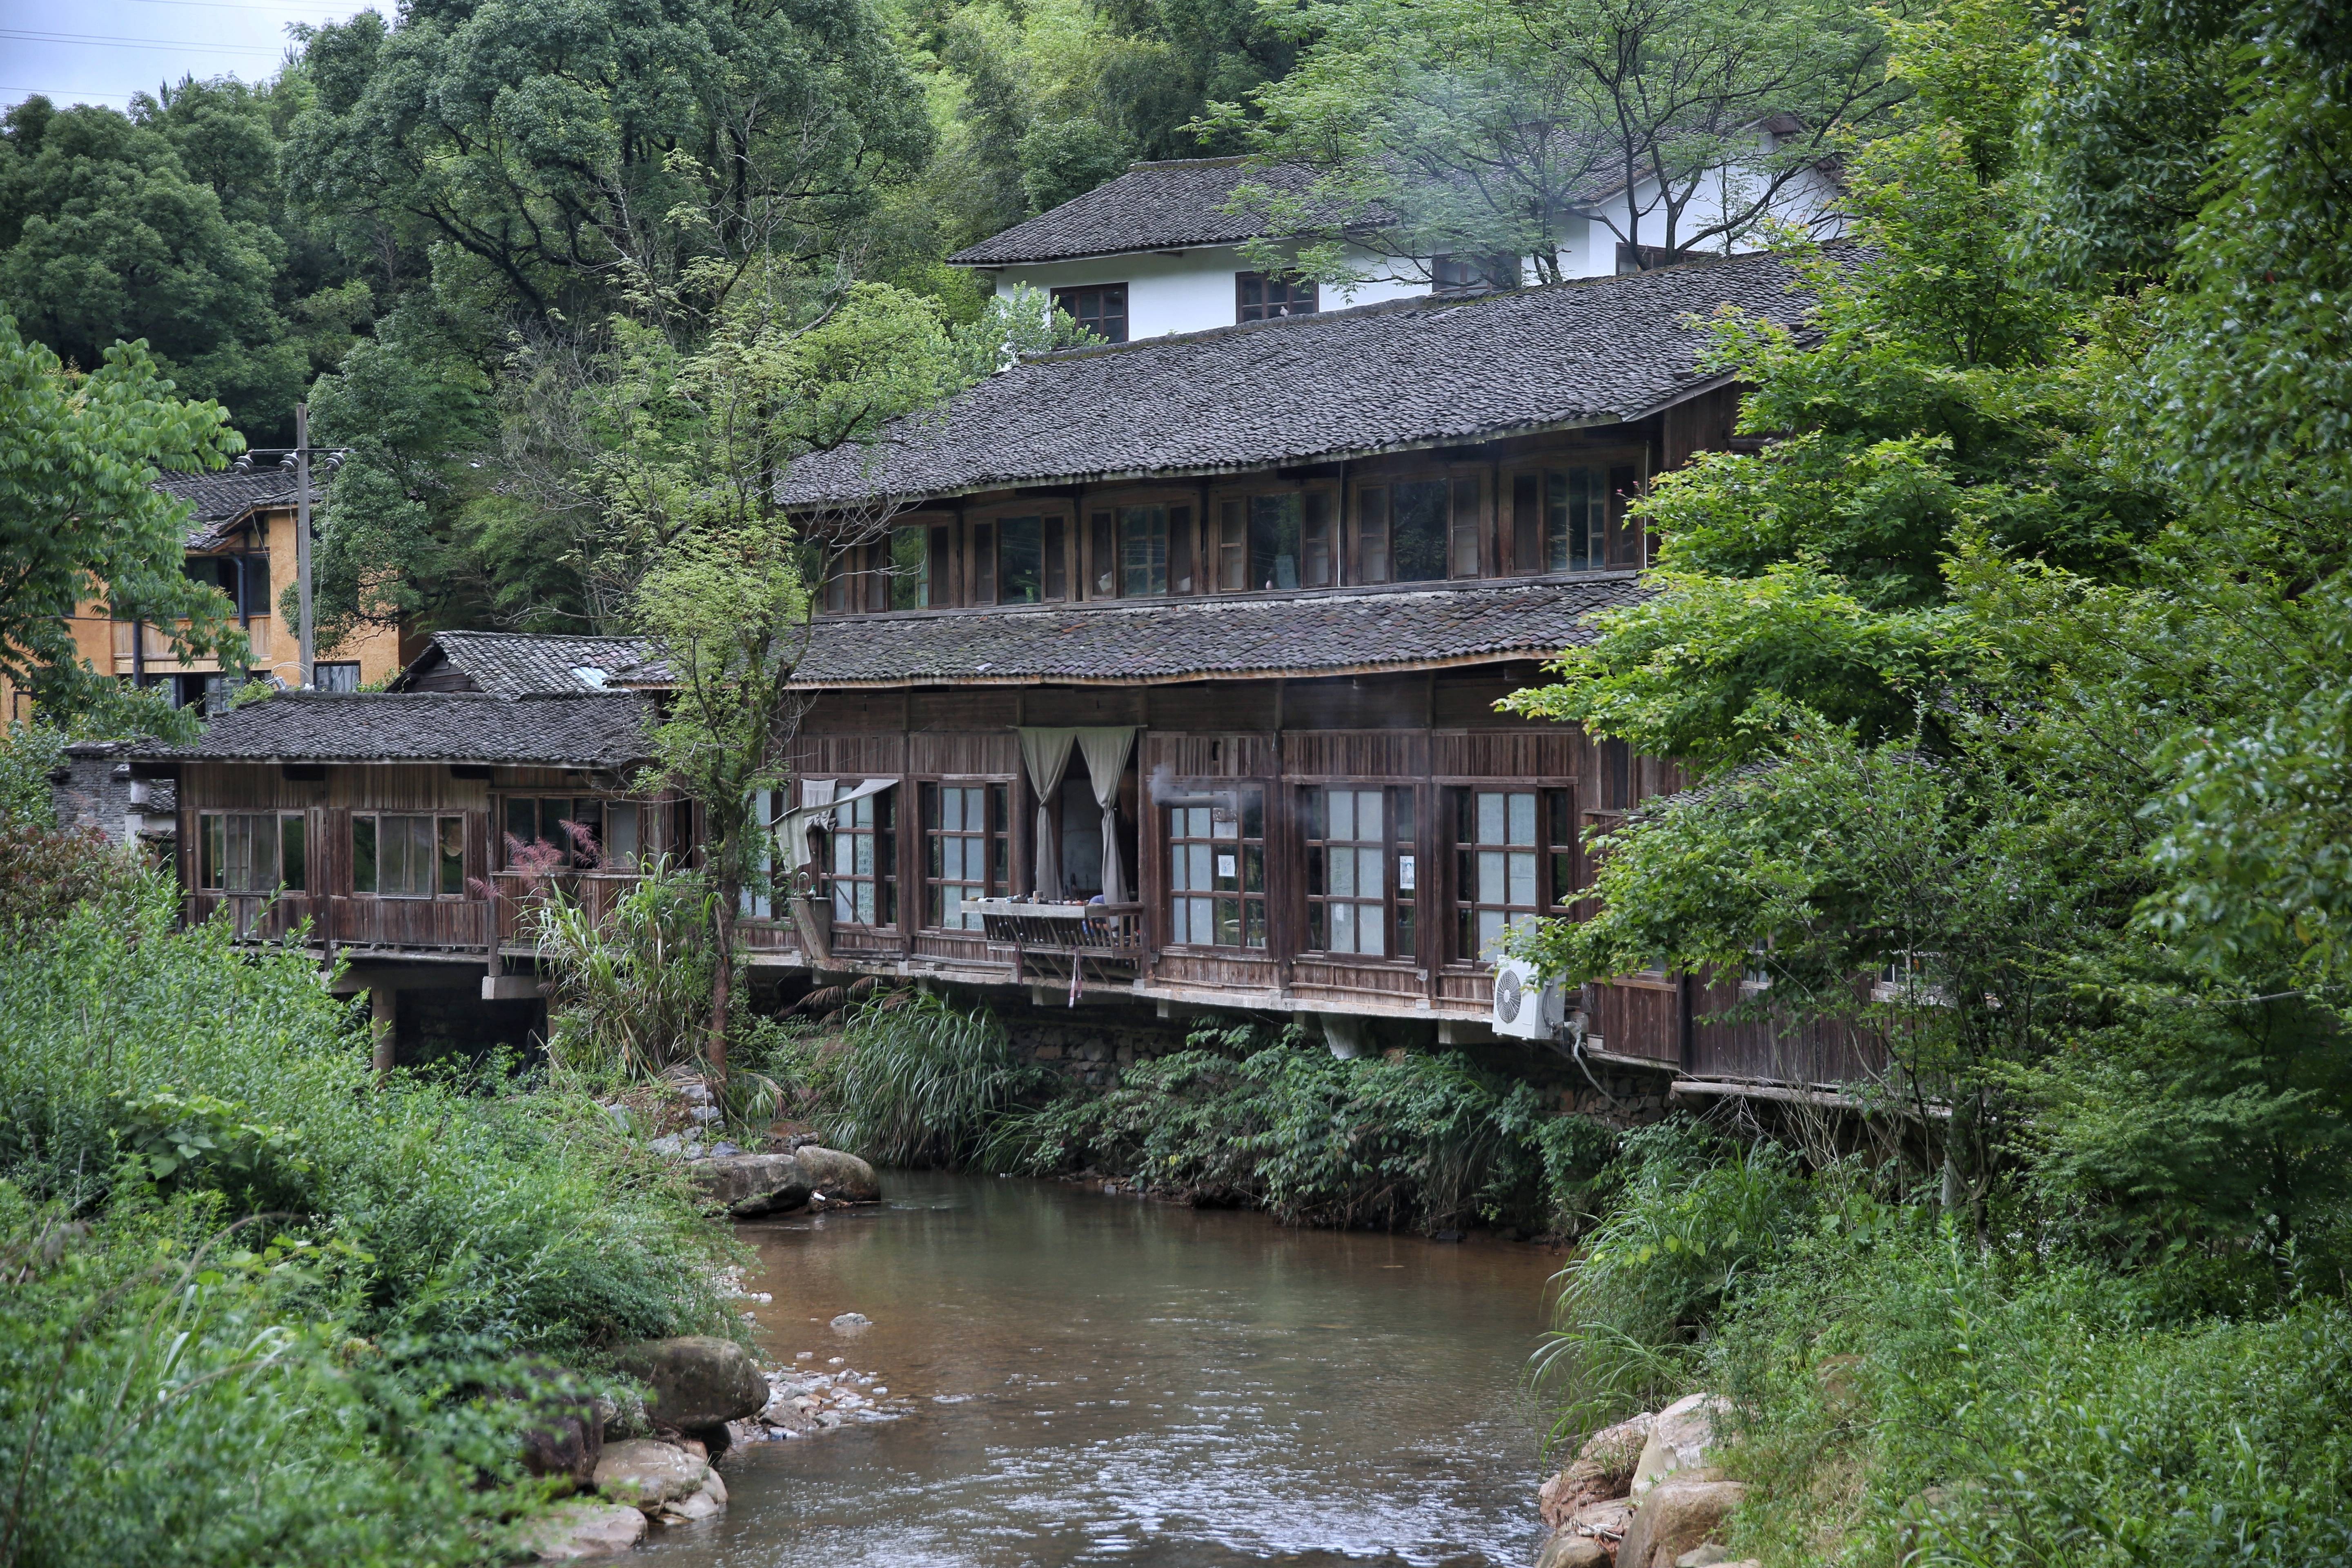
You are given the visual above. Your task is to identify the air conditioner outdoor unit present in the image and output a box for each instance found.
[1491,957,1570,1041]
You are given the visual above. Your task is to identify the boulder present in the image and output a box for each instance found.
[519,1499,649,1560]
[614,1337,770,1430]
[1629,1393,1724,1496]
[1533,1497,1633,1568]
[591,1437,712,1511]
[1615,1480,1748,1568]
[662,1477,725,1524]
[518,1399,604,1492]
[692,1154,815,1218]
[1540,1412,1656,1526]
[794,1145,880,1203]
[1535,1530,1611,1568]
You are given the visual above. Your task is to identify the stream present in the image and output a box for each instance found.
[641,1170,1561,1568]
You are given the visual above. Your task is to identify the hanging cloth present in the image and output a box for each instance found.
[1076,726,1139,904]
[773,777,897,874]
[1018,728,1078,899]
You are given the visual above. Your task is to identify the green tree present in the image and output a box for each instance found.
[0,96,307,441]
[0,318,244,735]
[1218,0,1902,290]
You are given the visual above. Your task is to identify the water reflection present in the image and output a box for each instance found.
[644,1171,1557,1568]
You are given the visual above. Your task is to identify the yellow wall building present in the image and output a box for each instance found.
[7,455,405,724]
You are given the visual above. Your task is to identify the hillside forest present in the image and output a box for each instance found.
[4,0,2352,1561]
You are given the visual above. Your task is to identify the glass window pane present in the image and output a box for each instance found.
[1309,903,1326,950]
[1188,843,1212,892]
[1119,506,1168,597]
[890,526,928,610]
[1360,909,1385,957]
[1000,515,1045,604]
[1356,790,1381,837]
[1329,788,1354,841]
[1478,908,1505,956]
[1247,493,1301,590]
[1331,848,1356,897]
[1392,480,1448,582]
[1330,902,1355,953]
[608,806,638,865]
[1216,898,1240,946]
[1189,897,1212,942]
[1307,844,1325,896]
[856,882,876,923]
[1509,851,1537,907]
[1477,792,1506,845]
[281,816,305,891]
[1245,902,1265,948]
[854,834,875,875]
[1508,793,1536,845]
[353,817,376,893]
[1358,846,1384,894]
[1479,849,1506,904]
[1243,845,1263,892]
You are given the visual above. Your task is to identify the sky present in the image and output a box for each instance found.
[0,0,376,116]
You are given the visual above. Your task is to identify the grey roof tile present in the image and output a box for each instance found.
[785,249,1818,506]
[947,158,1348,267]
[139,692,656,768]
[154,452,335,548]
[786,575,1642,687]
[393,631,653,697]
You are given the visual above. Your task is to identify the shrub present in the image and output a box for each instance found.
[525,856,719,1083]
[996,1022,1616,1233]
[0,881,733,1358]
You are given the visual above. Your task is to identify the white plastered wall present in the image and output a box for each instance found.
[988,243,1436,339]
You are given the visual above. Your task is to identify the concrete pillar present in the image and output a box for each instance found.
[371,986,397,1078]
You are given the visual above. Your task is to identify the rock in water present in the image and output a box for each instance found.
[613,1337,771,1430]
[1534,1498,1634,1568]
[1535,1530,1611,1568]
[793,1146,881,1202]
[520,1499,649,1559]
[1616,1479,1748,1568]
[592,1438,712,1510]
[517,1399,604,1492]
[830,1312,872,1331]
[693,1154,815,1217]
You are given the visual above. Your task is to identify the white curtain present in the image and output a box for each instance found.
[773,777,900,874]
[1077,726,1138,904]
[1018,728,1078,898]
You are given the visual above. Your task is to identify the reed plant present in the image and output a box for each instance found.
[814,990,1050,1167]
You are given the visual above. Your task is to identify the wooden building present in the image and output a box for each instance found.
[136,250,1880,1087]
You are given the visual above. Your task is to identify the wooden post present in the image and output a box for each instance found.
[370,985,396,1078]
[295,404,316,690]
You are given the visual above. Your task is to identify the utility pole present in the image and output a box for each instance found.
[295,403,316,690]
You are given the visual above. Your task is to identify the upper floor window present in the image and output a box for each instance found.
[198,811,305,893]
[1237,272,1316,323]
[1358,477,1478,583]
[1053,283,1128,344]
[1166,786,1265,948]
[183,554,262,617]
[1511,466,1635,573]
[994,514,1067,604]
[355,813,464,898]
[1214,492,1333,591]
[504,797,632,869]
[1432,254,1518,295]
[888,526,947,610]
[314,661,361,693]
[1087,503,1192,597]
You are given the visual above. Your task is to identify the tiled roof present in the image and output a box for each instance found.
[392,631,653,697]
[947,158,1350,267]
[154,451,339,548]
[784,249,1818,507]
[138,692,656,768]
[783,575,1643,687]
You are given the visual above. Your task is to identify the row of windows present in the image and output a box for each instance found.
[196,802,659,897]
[825,463,1643,613]
[805,780,1608,962]
[1048,274,1319,346]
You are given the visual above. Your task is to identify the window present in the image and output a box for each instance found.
[1304,786,1415,958]
[999,516,1043,604]
[888,527,932,610]
[504,797,626,868]
[198,812,305,893]
[1511,466,1621,573]
[1454,789,1540,960]
[1236,272,1317,322]
[923,782,1009,929]
[1600,738,1633,810]
[1547,788,1579,912]
[1213,492,1334,592]
[1165,786,1265,948]
[354,813,464,898]
[1432,254,1519,295]
[1359,477,1479,583]
[1052,283,1128,344]
[972,525,996,603]
[314,662,361,693]
[183,555,259,617]
[828,790,895,925]
[1118,505,1169,597]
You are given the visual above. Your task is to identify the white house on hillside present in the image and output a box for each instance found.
[951,136,1843,341]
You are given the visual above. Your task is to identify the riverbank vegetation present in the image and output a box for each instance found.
[0,766,737,1566]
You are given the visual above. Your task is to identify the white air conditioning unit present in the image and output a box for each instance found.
[1491,957,1570,1041]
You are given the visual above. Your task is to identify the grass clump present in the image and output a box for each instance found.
[801,989,1051,1167]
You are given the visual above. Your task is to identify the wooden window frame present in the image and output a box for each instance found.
[1300,784,1418,962]
[353,811,468,900]
[1077,486,1196,600]
[814,783,898,928]
[500,795,635,870]
[197,810,306,893]
[965,502,1075,606]
[1500,448,1649,575]
[880,513,958,611]
[1205,482,1340,592]
[1235,271,1318,323]
[1162,781,1268,950]
[1051,282,1129,344]
[1349,463,1490,585]
[919,778,1012,931]
[1444,784,1579,964]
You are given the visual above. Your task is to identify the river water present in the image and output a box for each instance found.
[642,1171,1561,1568]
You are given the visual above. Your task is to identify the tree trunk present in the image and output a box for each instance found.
[709,880,733,1084]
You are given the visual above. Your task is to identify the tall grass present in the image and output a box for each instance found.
[528,857,717,1081]
[811,991,1049,1167]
